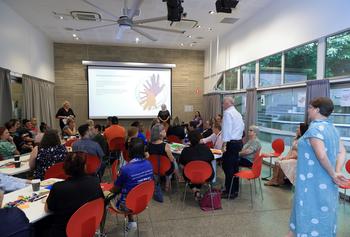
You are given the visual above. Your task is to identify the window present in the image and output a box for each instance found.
[240,62,255,89]
[233,93,246,120]
[330,84,350,139]
[257,87,306,145]
[326,30,350,78]
[224,68,238,90]
[284,42,317,83]
[215,74,224,91]
[259,53,282,87]
[10,77,23,120]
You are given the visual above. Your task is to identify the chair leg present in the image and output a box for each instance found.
[258,178,264,201]
[228,176,234,200]
[249,180,253,208]
[137,215,140,237]
[253,179,257,194]
[182,183,188,208]
[124,216,127,237]
[99,206,108,235]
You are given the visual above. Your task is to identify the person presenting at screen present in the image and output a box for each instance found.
[56,101,75,130]
[158,104,170,128]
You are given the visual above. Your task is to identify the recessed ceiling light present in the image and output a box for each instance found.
[187,35,192,38]
[208,28,213,31]
[209,11,215,14]
[72,34,77,37]
[136,37,140,43]
[74,37,80,40]
[180,43,184,46]
[195,25,201,28]
[59,16,64,20]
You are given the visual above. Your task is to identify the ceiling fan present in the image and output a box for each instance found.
[70,0,188,41]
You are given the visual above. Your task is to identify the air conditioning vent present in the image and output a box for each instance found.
[220,17,239,24]
[71,11,101,21]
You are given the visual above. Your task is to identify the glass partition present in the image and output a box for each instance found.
[259,53,282,87]
[240,62,256,89]
[224,68,238,90]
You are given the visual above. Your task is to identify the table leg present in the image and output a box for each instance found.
[211,159,217,183]
[262,157,273,181]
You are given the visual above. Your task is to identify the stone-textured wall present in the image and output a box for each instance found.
[54,43,204,128]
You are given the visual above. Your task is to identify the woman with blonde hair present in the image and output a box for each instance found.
[56,101,75,130]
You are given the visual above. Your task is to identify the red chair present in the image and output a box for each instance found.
[145,129,151,142]
[148,154,172,176]
[262,138,285,180]
[109,137,125,154]
[85,154,101,175]
[122,148,131,163]
[339,160,350,204]
[106,180,155,237]
[44,162,69,180]
[66,198,104,237]
[229,151,263,207]
[65,138,78,147]
[167,135,182,144]
[182,161,214,209]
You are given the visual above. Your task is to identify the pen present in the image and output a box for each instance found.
[33,195,48,202]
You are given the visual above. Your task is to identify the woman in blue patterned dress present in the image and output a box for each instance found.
[29,129,67,180]
[286,97,348,237]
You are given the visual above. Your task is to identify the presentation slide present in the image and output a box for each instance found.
[88,66,172,119]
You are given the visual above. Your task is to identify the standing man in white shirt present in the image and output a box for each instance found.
[221,96,244,199]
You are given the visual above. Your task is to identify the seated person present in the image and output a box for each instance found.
[179,130,214,199]
[22,119,34,139]
[147,124,180,190]
[12,127,34,155]
[30,117,39,136]
[29,129,67,180]
[72,124,105,177]
[187,121,197,132]
[125,127,138,150]
[238,125,262,168]
[103,116,126,145]
[167,117,186,141]
[0,173,29,193]
[214,114,223,125]
[201,120,213,139]
[201,123,223,149]
[34,122,48,145]
[62,118,77,137]
[0,127,19,159]
[131,121,147,144]
[265,123,308,186]
[92,124,108,155]
[0,190,31,237]
[44,152,104,237]
[109,137,153,233]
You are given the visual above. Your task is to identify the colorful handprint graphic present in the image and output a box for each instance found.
[139,74,165,110]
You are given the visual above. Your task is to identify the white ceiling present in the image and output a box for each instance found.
[4,0,274,50]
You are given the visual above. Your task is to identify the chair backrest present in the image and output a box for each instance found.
[108,137,125,152]
[66,198,104,237]
[148,154,172,176]
[85,154,101,175]
[122,148,131,163]
[184,161,212,184]
[44,162,69,180]
[145,129,151,141]
[272,138,285,155]
[251,149,263,177]
[65,138,78,147]
[111,159,119,181]
[345,159,350,174]
[167,135,182,144]
[125,180,155,215]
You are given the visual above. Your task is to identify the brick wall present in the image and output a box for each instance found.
[54,43,204,129]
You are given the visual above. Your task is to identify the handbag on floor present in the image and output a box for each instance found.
[199,189,222,211]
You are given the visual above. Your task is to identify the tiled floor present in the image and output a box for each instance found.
[101,165,350,237]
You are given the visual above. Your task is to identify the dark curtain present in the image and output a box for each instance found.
[245,88,257,135]
[0,67,12,125]
[304,79,330,122]
[22,75,56,127]
[203,94,222,122]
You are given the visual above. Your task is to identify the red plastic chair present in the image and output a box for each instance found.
[229,150,263,207]
[262,138,285,180]
[339,160,350,203]
[106,180,155,237]
[65,138,78,147]
[44,162,69,180]
[85,154,101,175]
[122,148,131,163]
[108,137,125,153]
[148,154,172,176]
[167,135,182,144]
[182,161,213,208]
[66,198,104,237]
[145,129,151,142]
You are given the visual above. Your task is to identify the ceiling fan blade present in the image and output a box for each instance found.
[116,25,130,40]
[132,27,157,41]
[76,23,117,32]
[127,0,143,19]
[134,25,185,34]
[133,16,167,25]
[81,0,118,19]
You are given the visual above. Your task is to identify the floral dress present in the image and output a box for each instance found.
[289,119,340,236]
[34,144,67,180]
